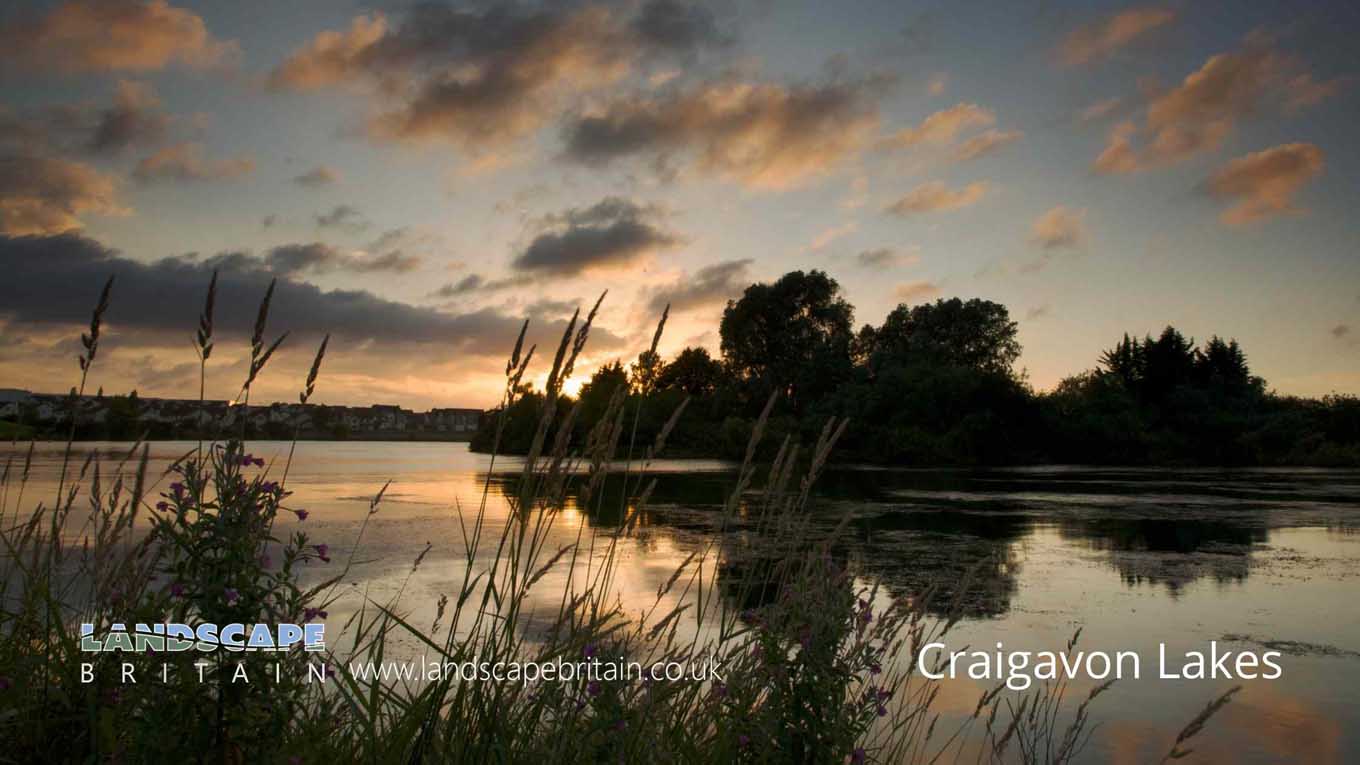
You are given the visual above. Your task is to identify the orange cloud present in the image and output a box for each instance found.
[1093,44,1337,173]
[133,142,255,184]
[564,78,884,190]
[885,181,990,215]
[954,129,1023,161]
[1029,206,1087,249]
[894,280,940,302]
[0,154,126,235]
[1205,143,1324,226]
[881,103,994,148]
[0,0,234,74]
[1060,6,1176,66]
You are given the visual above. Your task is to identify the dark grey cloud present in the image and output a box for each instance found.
[291,165,341,188]
[631,0,725,52]
[645,258,751,314]
[268,2,729,153]
[511,197,681,275]
[430,272,533,298]
[0,80,168,157]
[0,233,623,359]
[249,242,421,276]
[314,204,368,231]
[560,76,885,189]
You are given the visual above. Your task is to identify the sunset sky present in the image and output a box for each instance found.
[1,0,1357,409]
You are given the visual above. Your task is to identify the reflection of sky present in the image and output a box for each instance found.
[2,1,1359,406]
[6,440,1360,761]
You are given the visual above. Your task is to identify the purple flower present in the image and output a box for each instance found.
[259,553,273,569]
[583,643,596,658]
[711,682,728,699]
[155,501,169,511]
[261,481,280,494]
[313,544,330,563]
[876,705,888,717]
[612,719,626,732]
[294,509,309,521]
[170,582,185,598]
[869,662,881,676]
[0,677,11,691]
[240,454,256,467]
[851,747,866,764]
[587,680,602,697]
[304,607,328,621]
[737,734,750,749]
[169,482,184,494]
[224,588,239,605]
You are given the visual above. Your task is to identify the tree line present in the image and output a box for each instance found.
[471,270,1360,466]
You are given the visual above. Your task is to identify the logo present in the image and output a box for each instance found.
[80,622,325,653]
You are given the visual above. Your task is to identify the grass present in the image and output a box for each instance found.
[0,275,1238,763]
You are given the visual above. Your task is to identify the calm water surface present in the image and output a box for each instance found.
[5,441,1358,763]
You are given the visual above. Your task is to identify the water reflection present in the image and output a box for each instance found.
[5,442,1360,763]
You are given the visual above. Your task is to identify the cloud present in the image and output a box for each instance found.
[885,181,989,215]
[292,166,341,188]
[1092,44,1337,172]
[0,153,126,235]
[1029,206,1087,249]
[511,197,682,275]
[644,258,752,314]
[244,242,421,276]
[313,204,368,232]
[0,232,623,360]
[1204,143,1324,226]
[87,80,169,154]
[1059,7,1176,66]
[134,142,254,183]
[1092,121,1140,174]
[894,280,939,302]
[0,0,235,74]
[881,103,993,148]
[954,129,1022,161]
[856,247,920,270]
[429,273,533,298]
[561,76,885,189]
[928,72,947,96]
[269,3,724,156]
[1079,97,1123,123]
[0,80,168,157]
[630,0,726,52]
[807,221,857,251]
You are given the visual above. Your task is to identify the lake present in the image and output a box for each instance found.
[5,440,1358,763]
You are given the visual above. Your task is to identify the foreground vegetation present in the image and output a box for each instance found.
[474,270,1360,467]
[0,275,1238,763]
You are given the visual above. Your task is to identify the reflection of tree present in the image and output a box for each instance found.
[1058,518,1266,594]
[853,509,1030,619]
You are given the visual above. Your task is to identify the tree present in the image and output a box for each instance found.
[631,349,663,395]
[655,346,724,397]
[865,298,1020,377]
[719,270,854,412]
[577,361,630,429]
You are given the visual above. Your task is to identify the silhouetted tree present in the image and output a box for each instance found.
[720,270,854,413]
[864,298,1021,377]
[655,346,724,397]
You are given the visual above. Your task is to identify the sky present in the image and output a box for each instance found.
[0,0,1357,409]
